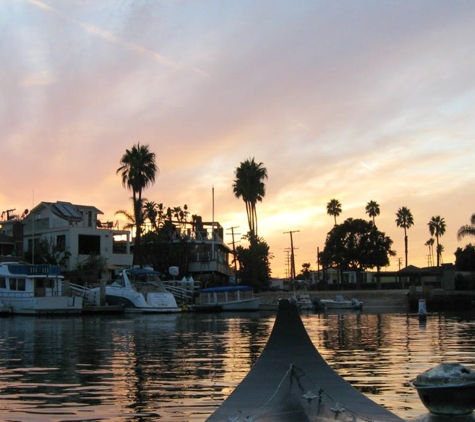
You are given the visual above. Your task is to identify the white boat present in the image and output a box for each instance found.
[291,293,313,310]
[84,267,181,313]
[321,295,363,310]
[0,262,83,315]
[194,285,261,312]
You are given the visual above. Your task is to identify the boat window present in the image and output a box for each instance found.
[9,278,17,290]
[0,277,5,288]
[17,279,26,291]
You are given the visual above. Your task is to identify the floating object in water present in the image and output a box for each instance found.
[411,363,475,415]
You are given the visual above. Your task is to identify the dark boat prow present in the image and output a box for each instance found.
[206,299,404,421]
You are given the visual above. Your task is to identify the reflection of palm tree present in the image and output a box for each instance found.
[365,200,380,223]
[327,199,342,225]
[428,215,446,267]
[457,213,475,241]
[424,238,435,267]
[117,143,158,266]
[232,158,268,237]
[395,206,414,268]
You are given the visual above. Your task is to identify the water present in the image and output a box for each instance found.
[1,310,475,421]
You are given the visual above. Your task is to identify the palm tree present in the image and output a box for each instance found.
[117,143,158,266]
[424,238,435,266]
[365,200,380,223]
[326,199,342,225]
[457,213,475,240]
[143,200,159,232]
[232,158,268,237]
[428,215,446,267]
[395,206,414,268]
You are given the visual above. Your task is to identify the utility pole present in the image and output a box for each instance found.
[284,230,299,283]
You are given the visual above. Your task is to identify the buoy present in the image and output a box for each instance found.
[418,298,427,314]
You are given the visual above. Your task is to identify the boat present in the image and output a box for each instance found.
[193,285,261,312]
[82,267,181,313]
[0,262,83,315]
[321,294,363,310]
[290,293,313,310]
[206,299,404,421]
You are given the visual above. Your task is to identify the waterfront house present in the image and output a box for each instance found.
[0,201,133,275]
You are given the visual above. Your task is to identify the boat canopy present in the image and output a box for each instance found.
[126,268,162,276]
[200,285,253,293]
[2,263,61,276]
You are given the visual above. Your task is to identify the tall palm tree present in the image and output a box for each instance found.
[395,206,414,268]
[326,199,342,225]
[428,215,446,267]
[457,213,475,240]
[365,200,380,223]
[232,158,268,237]
[117,143,158,266]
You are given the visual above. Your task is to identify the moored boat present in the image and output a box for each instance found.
[0,262,83,315]
[290,293,313,310]
[194,285,260,312]
[81,267,181,313]
[206,299,403,421]
[321,294,363,310]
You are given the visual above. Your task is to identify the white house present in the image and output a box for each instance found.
[2,201,133,272]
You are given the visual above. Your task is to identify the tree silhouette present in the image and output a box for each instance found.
[395,206,414,268]
[428,215,446,267]
[327,199,342,225]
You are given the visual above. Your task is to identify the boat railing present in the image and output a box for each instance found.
[68,283,97,305]
[0,291,35,298]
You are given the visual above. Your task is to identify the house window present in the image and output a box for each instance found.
[57,235,66,249]
[88,212,92,227]
[0,277,5,288]
[78,235,101,255]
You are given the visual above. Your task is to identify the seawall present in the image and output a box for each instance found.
[256,289,409,312]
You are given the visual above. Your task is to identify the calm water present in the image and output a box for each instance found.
[1,309,475,421]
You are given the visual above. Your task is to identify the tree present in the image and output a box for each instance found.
[319,218,395,277]
[117,143,158,266]
[455,244,475,271]
[395,206,414,268]
[235,235,272,290]
[365,200,380,223]
[326,199,342,225]
[232,158,268,237]
[457,213,475,241]
[425,238,435,266]
[428,215,446,267]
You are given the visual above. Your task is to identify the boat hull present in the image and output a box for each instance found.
[220,298,261,311]
[0,296,83,315]
[101,290,181,313]
[206,299,403,421]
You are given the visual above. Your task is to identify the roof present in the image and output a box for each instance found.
[30,201,103,223]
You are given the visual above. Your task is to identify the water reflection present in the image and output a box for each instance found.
[1,311,475,421]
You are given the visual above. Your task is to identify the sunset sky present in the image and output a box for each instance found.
[2,0,475,277]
